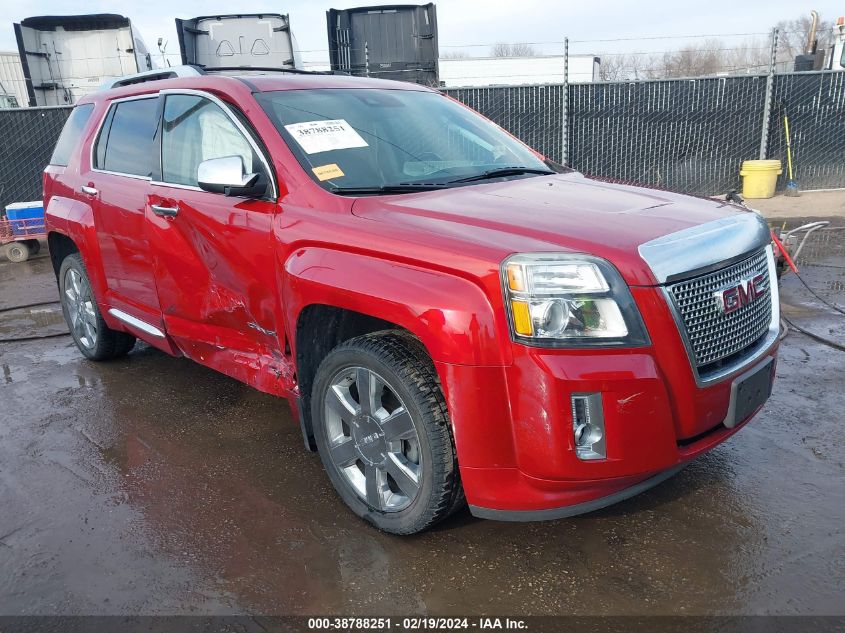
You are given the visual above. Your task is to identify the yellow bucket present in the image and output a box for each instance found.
[739,159,782,199]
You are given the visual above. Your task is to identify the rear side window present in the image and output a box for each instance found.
[50,104,94,167]
[94,97,159,177]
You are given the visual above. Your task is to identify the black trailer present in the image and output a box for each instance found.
[326,4,438,86]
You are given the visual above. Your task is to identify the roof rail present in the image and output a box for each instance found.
[100,64,350,91]
[197,65,350,76]
[101,65,204,90]
[200,65,315,75]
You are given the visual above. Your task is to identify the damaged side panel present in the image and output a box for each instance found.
[145,190,295,396]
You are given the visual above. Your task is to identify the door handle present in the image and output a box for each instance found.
[151,204,179,218]
[80,185,98,195]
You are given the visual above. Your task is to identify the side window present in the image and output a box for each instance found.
[50,103,94,166]
[94,97,159,177]
[161,94,262,187]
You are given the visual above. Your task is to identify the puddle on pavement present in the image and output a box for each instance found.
[0,302,67,340]
[0,227,843,616]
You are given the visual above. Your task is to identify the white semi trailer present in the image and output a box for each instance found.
[829,16,845,69]
[438,55,600,88]
[13,14,155,107]
[175,14,302,70]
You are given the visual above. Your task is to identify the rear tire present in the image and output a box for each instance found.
[5,241,30,263]
[24,239,41,255]
[59,253,136,361]
[311,331,464,535]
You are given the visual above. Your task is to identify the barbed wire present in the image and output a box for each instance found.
[0,24,838,96]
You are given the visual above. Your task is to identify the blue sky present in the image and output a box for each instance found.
[2,0,842,64]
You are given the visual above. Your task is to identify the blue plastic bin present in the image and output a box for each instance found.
[5,201,45,236]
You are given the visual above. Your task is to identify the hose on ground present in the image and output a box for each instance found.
[782,315,845,353]
[790,270,845,317]
[0,300,70,343]
[0,300,60,313]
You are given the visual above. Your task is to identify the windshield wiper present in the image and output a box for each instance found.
[446,166,556,184]
[329,183,448,195]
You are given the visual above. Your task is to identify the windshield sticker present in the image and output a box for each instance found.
[284,119,368,155]
[312,163,345,181]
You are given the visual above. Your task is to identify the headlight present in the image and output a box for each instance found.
[501,253,649,347]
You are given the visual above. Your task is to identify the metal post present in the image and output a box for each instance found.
[759,28,779,159]
[364,41,370,77]
[562,37,569,166]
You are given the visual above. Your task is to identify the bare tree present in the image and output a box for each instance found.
[723,36,772,74]
[590,11,841,80]
[490,42,538,57]
[597,54,650,81]
[775,13,835,62]
[441,50,470,59]
[597,55,627,81]
[647,38,726,78]
[510,42,538,57]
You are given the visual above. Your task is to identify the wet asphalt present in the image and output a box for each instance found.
[0,226,843,617]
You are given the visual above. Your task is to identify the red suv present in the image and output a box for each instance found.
[44,68,779,534]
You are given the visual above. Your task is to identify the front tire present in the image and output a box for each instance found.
[59,253,136,360]
[311,331,464,534]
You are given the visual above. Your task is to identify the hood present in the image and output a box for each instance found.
[351,172,755,286]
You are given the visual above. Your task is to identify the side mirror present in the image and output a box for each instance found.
[197,156,266,198]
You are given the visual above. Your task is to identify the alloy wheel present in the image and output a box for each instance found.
[64,268,98,349]
[324,366,422,512]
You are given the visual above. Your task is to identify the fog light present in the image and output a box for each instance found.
[571,393,606,460]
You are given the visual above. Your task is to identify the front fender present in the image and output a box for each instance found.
[283,247,511,367]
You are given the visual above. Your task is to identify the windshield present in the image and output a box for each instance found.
[255,88,552,192]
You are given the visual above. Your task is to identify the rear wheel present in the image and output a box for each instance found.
[59,253,136,360]
[5,241,30,263]
[311,331,464,534]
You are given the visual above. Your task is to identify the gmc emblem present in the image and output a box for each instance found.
[714,274,766,314]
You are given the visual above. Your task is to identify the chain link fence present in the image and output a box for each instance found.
[0,71,843,214]
[445,70,845,196]
[0,106,71,212]
[567,76,769,195]
[768,71,845,191]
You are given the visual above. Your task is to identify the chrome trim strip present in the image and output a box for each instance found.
[638,213,771,284]
[662,244,780,386]
[107,308,165,338]
[150,181,203,192]
[92,170,151,181]
[158,88,279,200]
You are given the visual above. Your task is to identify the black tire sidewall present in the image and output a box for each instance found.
[311,342,447,534]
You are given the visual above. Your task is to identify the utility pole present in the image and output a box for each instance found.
[759,28,779,159]
[364,41,370,77]
[562,37,569,166]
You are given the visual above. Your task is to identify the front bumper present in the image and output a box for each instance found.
[435,304,778,517]
[469,463,687,521]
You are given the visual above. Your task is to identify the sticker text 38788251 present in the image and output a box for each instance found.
[283,119,369,155]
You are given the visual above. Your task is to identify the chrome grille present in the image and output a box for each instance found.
[667,249,772,370]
